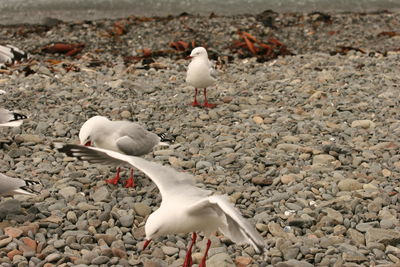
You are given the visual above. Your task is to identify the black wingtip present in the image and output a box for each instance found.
[6,45,29,62]
[25,180,41,186]
[10,49,28,62]
[54,143,124,166]
[11,112,27,121]
[53,143,76,157]
[54,143,99,162]
[0,45,28,64]
[21,180,42,194]
[157,133,176,143]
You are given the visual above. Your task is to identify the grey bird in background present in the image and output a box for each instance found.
[56,144,265,267]
[78,115,170,188]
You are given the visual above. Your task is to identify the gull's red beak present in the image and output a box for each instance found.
[185,55,192,60]
[143,239,152,250]
[84,141,92,146]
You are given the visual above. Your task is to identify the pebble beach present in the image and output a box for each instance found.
[0,10,399,267]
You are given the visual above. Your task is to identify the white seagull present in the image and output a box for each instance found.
[186,47,217,108]
[56,143,265,267]
[79,116,170,188]
[0,45,29,65]
[0,108,27,127]
[0,173,40,196]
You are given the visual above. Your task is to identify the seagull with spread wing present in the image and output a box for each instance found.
[56,143,264,267]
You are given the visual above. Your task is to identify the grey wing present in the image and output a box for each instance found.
[188,195,265,253]
[0,173,39,196]
[116,123,160,156]
[209,60,218,80]
[0,108,13,124]
[55,144,197,198]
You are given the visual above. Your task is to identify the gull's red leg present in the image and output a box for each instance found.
[202,88,216,108]
[105,167,121,185]
[199,239,211,267]
[183,232,197,267]
[191,88,200,107]
[124,168,136,188]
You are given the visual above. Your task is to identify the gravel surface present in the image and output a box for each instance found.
[0,11,399,267]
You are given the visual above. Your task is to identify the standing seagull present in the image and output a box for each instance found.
[0,173,40,196]
[186,47,217,108]
[0,108,27,127]
[79,116,169,188]
[56,144,265,267]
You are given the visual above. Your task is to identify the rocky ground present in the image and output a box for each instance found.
[0,10,399,267]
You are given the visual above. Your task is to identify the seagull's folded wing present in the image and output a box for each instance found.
[187,194,265,253]
[209,60,218,80]
[0,173,41,196]
[116,126,160,156]
[0,108,27,127]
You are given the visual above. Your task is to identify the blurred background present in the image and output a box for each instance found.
[0,0,400,25]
